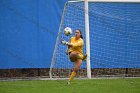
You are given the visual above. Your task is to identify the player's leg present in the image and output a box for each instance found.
[68,59,82,84]
[69,52,85,62]
[69,52,78,62]
[67,52,78,84]
[74,59,82,72]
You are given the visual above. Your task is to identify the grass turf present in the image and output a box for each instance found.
[0,78,140,93]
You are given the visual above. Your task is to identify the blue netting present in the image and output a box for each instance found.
[53,2,140,69]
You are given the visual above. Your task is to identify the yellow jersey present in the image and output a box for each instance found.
[69,36,84,55]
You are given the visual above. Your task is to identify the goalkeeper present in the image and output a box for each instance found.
[61,29,87,85]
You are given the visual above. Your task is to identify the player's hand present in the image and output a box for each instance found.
[61,40,69,45]
[61,40,66,45]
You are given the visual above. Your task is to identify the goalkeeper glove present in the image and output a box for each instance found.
[61,40,70,45]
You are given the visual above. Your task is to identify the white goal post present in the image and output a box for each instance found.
[85,0,91,79]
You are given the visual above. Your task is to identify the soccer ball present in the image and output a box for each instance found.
[64,27,72,36]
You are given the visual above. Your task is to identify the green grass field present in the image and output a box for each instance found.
[0,78,140,93]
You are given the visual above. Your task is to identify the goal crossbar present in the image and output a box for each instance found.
[68,0,140,3]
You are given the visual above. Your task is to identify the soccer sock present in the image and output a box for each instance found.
[69,71,76,81]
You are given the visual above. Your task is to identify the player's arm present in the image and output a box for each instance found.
[61,38,72,55]
[68,38,72,49]
[61,39,83,47]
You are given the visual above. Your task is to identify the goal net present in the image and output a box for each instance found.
[50,0,140,79]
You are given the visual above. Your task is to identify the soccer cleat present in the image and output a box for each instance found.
[83,54,87,61]
[67,81,71,85]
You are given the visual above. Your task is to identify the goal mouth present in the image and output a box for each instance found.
[50,1,140,79]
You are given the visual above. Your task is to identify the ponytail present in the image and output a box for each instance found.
[80,34,83,39]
